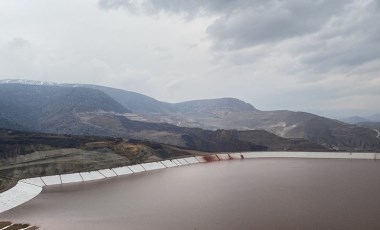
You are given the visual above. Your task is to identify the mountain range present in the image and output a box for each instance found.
[0,79,379,152]
[339,114,380,124]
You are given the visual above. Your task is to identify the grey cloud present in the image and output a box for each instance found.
[98,0,380,71]
[99,0,349,49]
[297,0,380,72]
[102,0,380,82]
[98,0,138,11]
[207,0,349,49]
[203,0,380,74]
[98,0,245,15]
[302,40,380,73]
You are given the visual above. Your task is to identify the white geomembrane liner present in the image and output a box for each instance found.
[156,162,166,169]
[128,164,145,173]
[141,162,166,171]
[41,175,61,185]
[177,158,190,165]
[89,171,105,180]
[172,159,182,166]
[347,152,375,159]
[217,154,230,160]
[229,153,243,159]
[60,173,83,184]
[21,177,45,187]
[112,166,133,176]
[80,172,95,181]
[0,182,42,213]
[161,160,177,167]
[240,151,377,160]
[183,157,199,164]
[98,169,117,177]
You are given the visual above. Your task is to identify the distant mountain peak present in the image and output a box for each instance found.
[175,97,257,113]
[0,79,257,114]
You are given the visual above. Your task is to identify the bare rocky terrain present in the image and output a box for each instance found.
[0,83,327,152]
[64,82,380,151]
[0,81,379,153]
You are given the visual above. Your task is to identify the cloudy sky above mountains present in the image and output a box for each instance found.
[0,0,379,117]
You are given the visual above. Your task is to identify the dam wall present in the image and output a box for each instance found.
[0,156,199,213]
[1,153,379,213]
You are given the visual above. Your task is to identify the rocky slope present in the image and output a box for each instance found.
[65,82,380,151]
[357,122,380,130]
[0,84,130,135]
[0,128,206,191]
[0,82,327,152]
[1,80,379,151]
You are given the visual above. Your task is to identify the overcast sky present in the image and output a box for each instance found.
[1,0,379,118]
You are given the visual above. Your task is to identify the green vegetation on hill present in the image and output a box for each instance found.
[0,129,204,191]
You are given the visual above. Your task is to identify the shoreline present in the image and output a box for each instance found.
[1,151,380,214]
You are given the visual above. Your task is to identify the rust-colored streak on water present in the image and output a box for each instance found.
[201,154,219,162]
[1,159,380,230]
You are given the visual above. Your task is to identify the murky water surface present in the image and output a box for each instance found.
[1,159,380,230]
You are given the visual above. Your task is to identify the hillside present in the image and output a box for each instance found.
[1,80,379,151]
[0,82,328,152]
[0,84,130,134]
[70,113,327,152]
[76,84,175,113]
[357,122,380,130]
[0,129,206,192]
[127,108,380,151]
[58,81,379,151]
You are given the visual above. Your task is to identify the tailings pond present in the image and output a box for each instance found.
[1,159,380,230]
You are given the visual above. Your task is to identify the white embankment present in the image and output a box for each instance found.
[112,166,133,176]
[1,152,379,213]
[128,164,145,173]
[0,182,42,213]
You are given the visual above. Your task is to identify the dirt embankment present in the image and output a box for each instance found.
[0,130,206,191]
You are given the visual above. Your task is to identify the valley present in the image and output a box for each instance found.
[0,80,379,193]
[1,80,379,152]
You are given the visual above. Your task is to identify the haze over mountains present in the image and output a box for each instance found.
[338,115,380,133]
[0,79,379,152]
[340,114,380,124]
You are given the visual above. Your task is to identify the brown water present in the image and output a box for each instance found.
[1,159,380,230]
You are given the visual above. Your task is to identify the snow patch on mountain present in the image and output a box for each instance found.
[0,79,61,86]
